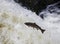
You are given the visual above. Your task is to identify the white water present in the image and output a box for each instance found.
[0,0,60,44]
[39,2,60,44]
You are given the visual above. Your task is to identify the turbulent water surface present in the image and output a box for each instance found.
[0,0,60,44]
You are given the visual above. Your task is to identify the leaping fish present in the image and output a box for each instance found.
[24,22,45,33]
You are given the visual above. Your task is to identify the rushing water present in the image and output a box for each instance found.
[39,1,60,19]
[0,0,60,44]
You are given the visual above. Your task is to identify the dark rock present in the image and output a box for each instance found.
[14,0,60,14]
[40,14,44,19]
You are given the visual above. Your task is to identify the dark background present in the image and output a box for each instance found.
[14,0,60,14]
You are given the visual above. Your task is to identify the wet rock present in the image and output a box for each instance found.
[14,0,60,14]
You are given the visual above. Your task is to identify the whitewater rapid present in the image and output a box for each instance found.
[0,0,60,44]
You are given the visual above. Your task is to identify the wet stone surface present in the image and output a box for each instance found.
[14,0,60,14]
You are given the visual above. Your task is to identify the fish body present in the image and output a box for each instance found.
[25,22,45,33]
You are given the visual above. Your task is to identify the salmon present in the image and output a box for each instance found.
[24,22,45,33]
